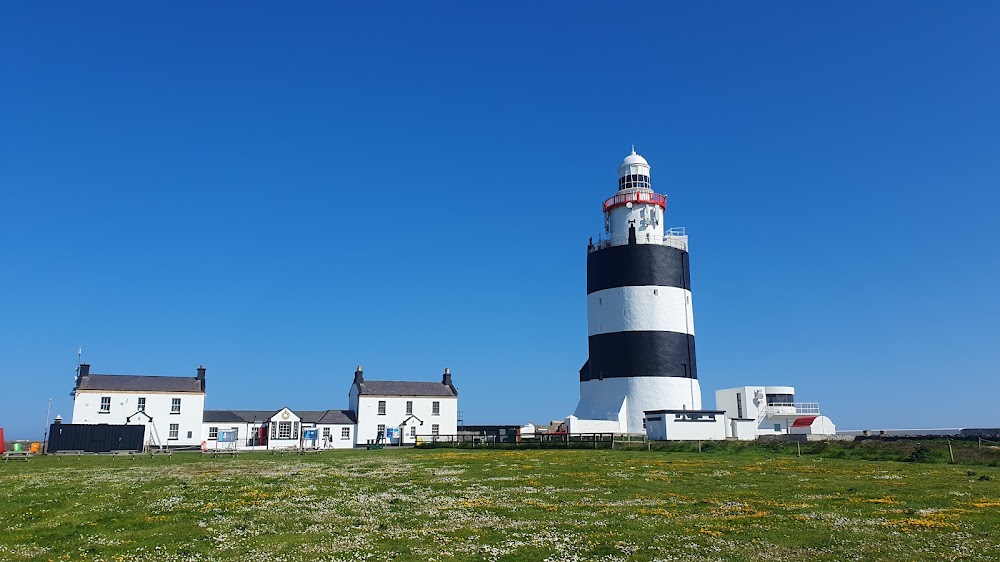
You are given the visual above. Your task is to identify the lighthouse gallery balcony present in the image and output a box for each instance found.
[590,227,689,253]
[603,190,667,212]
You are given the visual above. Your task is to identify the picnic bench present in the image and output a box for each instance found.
[107,450,142,460]
[202,448,238,458]
[3,451,34,463]
[270,447,298,455]
[53,450,86,459]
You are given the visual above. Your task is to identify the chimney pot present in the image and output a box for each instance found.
[442,368,453,386]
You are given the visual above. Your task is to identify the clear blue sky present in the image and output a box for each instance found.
[2,3,998,439]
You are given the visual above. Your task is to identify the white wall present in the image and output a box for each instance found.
[587,286,694,336]
[729,418,758,440]
[664,414,726,440]
[716,387,761,421]
[607,202,664,244]
[317,424,356,449]
[646,412,726,441]
[200,422,257,450]
[576,377,702,434]
[564,416,622,435]
[354,394,458,445]
[72,390,205,448]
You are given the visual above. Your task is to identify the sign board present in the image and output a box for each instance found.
[303,429,318,440]
[218,430,237,443]
[386,427,395,438]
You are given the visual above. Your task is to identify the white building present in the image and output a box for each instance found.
[71,363,206,448]
[715,386,836,440]
[349,366,459,446]
[643,409,727,441]
[201,407,357,450]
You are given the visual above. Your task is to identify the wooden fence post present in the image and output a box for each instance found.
[948,439,955,464]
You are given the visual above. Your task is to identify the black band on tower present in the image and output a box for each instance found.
[587,244,690,294]
[583,331,697,381]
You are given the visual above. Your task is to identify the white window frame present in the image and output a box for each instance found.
[341,427,350,439]
[278,421,292,439]
[169,424,179,440]
[432,424,439,436]
[406,401,413,415]
[100,396,111,413]
[432,401,440,416]
[208,427,218,440]
[378,400,386,415]
[377,424,386,437]
[171,398,181,414]
[323,427,331,440]
[137,397,146,412]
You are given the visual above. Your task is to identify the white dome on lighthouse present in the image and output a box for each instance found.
[618,147,651,179]
[620,150,648,167]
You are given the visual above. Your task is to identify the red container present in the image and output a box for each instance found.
[0,428,5,454]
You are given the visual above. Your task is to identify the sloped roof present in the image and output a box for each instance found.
[357,380,457,397]
[203,409,356,424]
[298,410,358,424]
[203,410,251,423]
[791,416,818,428]
[77,374,203,393]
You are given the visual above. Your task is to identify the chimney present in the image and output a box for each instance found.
[442,367,452,386]
[354,365,364,385]
[78,363,90,378]
[196,365,206,391]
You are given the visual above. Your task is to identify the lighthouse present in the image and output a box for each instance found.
[575,149,701,434]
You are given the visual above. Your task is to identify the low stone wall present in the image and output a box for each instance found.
[757,434,856,443]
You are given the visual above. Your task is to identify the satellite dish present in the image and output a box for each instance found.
[626,202,633,208]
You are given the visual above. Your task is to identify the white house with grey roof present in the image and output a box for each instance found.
[350,366,459,446]
[71,363,206,448]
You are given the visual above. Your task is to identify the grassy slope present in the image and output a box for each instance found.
[1,448,998,561]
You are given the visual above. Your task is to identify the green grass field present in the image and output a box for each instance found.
[2,446,998,561]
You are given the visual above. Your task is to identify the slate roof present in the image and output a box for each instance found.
[297,410,358,424]
[76,374,204,393]
[203,409,357,424]
[356,380,457,397]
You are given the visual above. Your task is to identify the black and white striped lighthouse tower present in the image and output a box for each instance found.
[575,149,701,433]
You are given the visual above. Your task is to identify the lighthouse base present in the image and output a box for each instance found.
[573,377,703,434]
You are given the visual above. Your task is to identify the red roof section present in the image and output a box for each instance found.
[791,416,818,428]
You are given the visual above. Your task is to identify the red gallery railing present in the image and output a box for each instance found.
[603,191,667,212]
